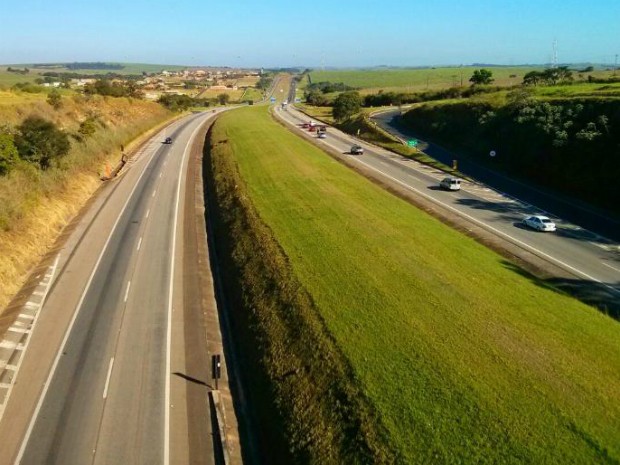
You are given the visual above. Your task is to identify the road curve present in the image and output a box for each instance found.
[274,104,620,313]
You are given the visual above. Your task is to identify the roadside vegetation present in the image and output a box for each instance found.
[206,105,620,464]
[0,91,172,311]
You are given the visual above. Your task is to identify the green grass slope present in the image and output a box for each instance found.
[211,106,620,464]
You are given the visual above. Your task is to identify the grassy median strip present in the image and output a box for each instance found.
[209,105,620,464]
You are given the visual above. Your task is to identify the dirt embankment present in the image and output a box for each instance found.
[0,94,174,311]
[202,122,397,464]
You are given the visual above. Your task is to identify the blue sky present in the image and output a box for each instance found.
[2,0,619,67]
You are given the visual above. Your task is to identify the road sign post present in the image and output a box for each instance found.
[407,139,418,148]
[211,354,221,390]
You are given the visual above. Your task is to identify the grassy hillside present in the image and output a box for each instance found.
[0,93,172,311]
[208,105,620,464]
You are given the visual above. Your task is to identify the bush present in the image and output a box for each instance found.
[15,116,71,169]
[47,89,62,109]
[0,133,19,175]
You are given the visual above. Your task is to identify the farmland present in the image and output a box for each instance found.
[207,105,620,464]
[307,67,620,95]
[308,67,541,93]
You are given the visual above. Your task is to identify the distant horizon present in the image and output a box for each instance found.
[2,61,618,71]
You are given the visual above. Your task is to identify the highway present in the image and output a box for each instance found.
[371,108,620,242]
[274,103,620,313]
[0,110,230,464]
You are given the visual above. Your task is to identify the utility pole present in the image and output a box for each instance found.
[615,54,618,75]
[552,39,558,68]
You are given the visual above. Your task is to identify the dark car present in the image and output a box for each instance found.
[164,137,172,144]
[350,145,364,155]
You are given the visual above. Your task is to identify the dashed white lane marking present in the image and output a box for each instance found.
[145,209,150,219]
[602,262,620,273]
[14,135,162,464]
[152,189,157,198]
[159,173,163,179]
[124,281,131,303]
[137,237,143,251]
[103,357,114,399]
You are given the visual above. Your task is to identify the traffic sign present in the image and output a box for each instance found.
[270,97,276,102]
[407,139,418,147]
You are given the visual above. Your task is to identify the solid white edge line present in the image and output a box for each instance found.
[102,357,115,399]
[602,262,620,273]
[14,135,162,465]
[280,109,620,297]
[352,155,620,296]
[164,114,209,465]
[124,281,131,303]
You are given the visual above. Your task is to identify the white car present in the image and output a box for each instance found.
[523,215,556,232]
[439,177,461,191]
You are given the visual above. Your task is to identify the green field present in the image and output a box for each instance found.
[213,105,620,463]
[308,67,619,94]
[3,63,187,76]
[308,67,541,92]
[0,69,40,86]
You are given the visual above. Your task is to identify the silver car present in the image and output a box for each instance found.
[523,215,556,232]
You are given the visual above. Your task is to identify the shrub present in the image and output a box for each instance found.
[15,116,71,169]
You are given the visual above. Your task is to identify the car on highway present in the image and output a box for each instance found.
[523,215,556,232]
[164,137,172,144]
[318,132,327,139]
[350,145,364,155]
[439,177,461,191]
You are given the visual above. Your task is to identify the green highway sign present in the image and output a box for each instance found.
[407,139,418,147]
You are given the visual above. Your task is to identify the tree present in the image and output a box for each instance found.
[332,91,362,121]
[523,71,543,86]
[0,133,19,175]
[305,89,328,106]
[47,89,62,109]
[15,116,71,169]
[217,93,230,105]
[469,69,494,86]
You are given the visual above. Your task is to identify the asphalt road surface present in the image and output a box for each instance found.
[371,108,620,242]
[275,105,620,312]
[0,111,224,465]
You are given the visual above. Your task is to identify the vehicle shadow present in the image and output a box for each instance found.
[501,261,620,320]
[427,185,443,191]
